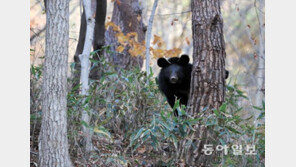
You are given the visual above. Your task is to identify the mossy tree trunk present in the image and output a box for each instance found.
[178,0,227,166]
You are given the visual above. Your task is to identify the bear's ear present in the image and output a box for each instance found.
[225,70,229,79]
[157,58,170,68]
[178,54,190,65]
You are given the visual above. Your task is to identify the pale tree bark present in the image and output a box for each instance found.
[73,0,96,61]
[145,0,159,75]
[79,0,96,155]
[253,1,265,164]
[178,0,227,166]
[105,0,146,70]
[255,0,265,108]
[73,0,107,83]
[38,0,73,166]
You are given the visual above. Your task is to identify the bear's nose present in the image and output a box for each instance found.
[170,76,178,83]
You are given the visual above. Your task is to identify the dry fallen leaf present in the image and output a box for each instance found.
[151,48,165,58]
[185,37,190,45]
[137,146,146,154]
[166,48,182,57]
[116,45,125,53]
[152,35,164,47]
[128,42,145,57]
[115,32,129,45]
[105,21,121,32]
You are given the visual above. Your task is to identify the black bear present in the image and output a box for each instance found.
[157,54,229,116]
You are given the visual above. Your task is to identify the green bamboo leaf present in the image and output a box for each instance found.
[94,126,112,139]
[225,126,241,134]
[219,103,227,112]
[133,128,145,141]
[170,134,178,149]
[213,109,219,116]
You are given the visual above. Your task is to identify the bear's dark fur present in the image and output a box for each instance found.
[157,54,229,116]
[157,55,192,115]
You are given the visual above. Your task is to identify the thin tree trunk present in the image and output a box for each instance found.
[79,0,96,156]
[105,0,146,70]
[74,10,87,60]
[38,0,73,166]
[145,0,159,76]
[255,0,265,108]
[178,0,227,166]
[74,0,96,62]
[253,0,265,165]
[73,10,86,87]
[74,0,107,82]
[90,0,107,79]
[93,0,107,51]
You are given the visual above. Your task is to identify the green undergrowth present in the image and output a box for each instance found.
[30,49,264,166]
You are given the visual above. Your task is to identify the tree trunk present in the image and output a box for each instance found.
[74,10,86,63]
[74,0,107,82]
[253,1,265,165]
[79,0,96,156]
[38,0,73,166]
[105,0,146,70]
[93,0,107,51]
[178,0,227,166]
[73,10,86,87]
[145,0,159,76]
[90,0,107,79]
[255,0,265,108]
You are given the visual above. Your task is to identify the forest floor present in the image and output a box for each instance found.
[30,128,174,167]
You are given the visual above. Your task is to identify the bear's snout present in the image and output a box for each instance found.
[170,75,178,84]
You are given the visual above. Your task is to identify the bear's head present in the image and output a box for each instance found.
[157,54,191,84]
